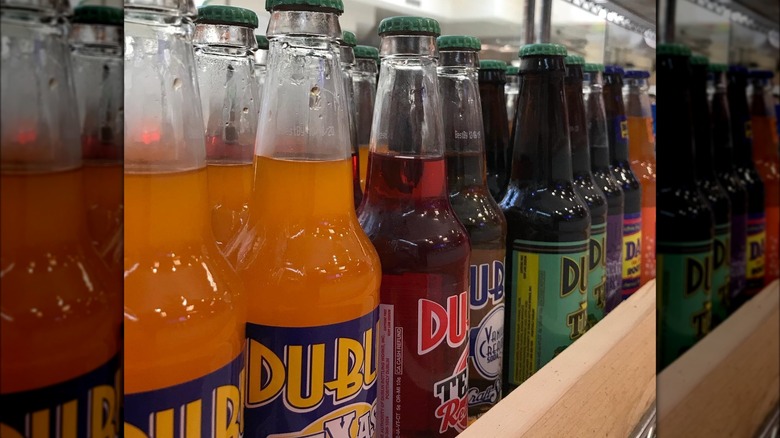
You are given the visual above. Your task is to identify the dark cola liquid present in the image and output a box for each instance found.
[359,152,471,437]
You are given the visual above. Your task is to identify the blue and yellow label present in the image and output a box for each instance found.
[124,353,245,438]
[622,212,642,297]
[508,239,589,386]
[746,213,766,288]
[245,309,379,438]
[587,223,608,326]
[657,240,713,370]
[0,355,120,438]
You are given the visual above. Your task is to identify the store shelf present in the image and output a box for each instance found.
[657,280,780,437]
[461,280,656,437]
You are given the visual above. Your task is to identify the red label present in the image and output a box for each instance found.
[418,292,468,355]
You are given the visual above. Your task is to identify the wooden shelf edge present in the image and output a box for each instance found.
[657,280,780,437]
[461,280,657,437]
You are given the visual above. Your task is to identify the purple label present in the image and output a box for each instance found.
[729,213,747,301]
[605,213,624,312]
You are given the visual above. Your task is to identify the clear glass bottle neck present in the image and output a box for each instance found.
[1,8,81,173]
[266,9,341,39]
[193,23,255,50]
[253,48,267,66]
[371,34,443,158]
[339,45,355,67]
[69,23,123,53]
[624,78,652,118]
[354,58,377,75]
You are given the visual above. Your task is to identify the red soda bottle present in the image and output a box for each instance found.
[358,16,472,437]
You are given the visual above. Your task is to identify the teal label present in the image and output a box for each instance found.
[508,239,589,386]
[587,223,607,327]
[657,240,713,369]
[711,223,731,325]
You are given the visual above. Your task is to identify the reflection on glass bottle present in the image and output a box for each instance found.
[339,30,362,208]
[353,44,379,192]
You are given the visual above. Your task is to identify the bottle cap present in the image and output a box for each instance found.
[707,63,727,73]
[354,45,379,61]
[342,31,357,47]
[265,0,343,13]
[378,16,441,37]
[196,5,259,28]
[256,35,269,49]
[436,35,481,51]
[564,55,584,65]
[604,64,624,76]
[657,43,691,57]
[583,63,605,73]
[624,69,651,78]
[728,64,748,74]
[72,5,122,25]
[518,43,567,58]
[506,66,519,75]
[689,55,709,66]
[748,69,774,79]
[479,59,507,70]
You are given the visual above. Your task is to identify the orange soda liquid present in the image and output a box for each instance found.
[359,144,370,191]
[627,116,657,285]
[752,115,780,283]
[239,156,381,436]
[83,161,123,272]
[1,169,121,435]
[207,163,252,255]
[124,168,246,394]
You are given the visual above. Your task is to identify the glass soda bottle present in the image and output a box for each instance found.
[237,0,381,435]
[690,56,732,328]
[253,35,268,117]
[565,55,609,328]
[357,17,471,436]
[623,69,657,287]
[709,63,749,313]
[339,30,363,208]
[70,5,124,274]
[1,0,121,435]
[656,44,714,371]
[728,65,766,296]
[505,65,519,138]
[123,0,247,433]
[193,5,259,256]
[437,34,507,420]
[479,59,511,202]
[353,44,379,192]
[584,63,625,313]
[500,43,590,390]
[749,70,779,285]
[604,65,642,300]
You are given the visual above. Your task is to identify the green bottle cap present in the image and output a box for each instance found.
[657,43,691,57]
[378,16,441,37]
[256,35,269,49]
[196,5,259,28]
[506,66,519,75]
[583,63,604,72]
[707,63,728,73]
[564,55,585,65]
[436,35,481,51]
[265,0,344,13]
[342,31,357,47]
[690,55,709,66]
[354,45,379,61]
[518,43,567,58]
[72,5,122,26]
[479,59,507,71]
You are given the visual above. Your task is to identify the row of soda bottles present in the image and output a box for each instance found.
[0,0,778,435]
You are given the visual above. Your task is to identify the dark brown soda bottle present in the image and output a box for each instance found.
[339,30,363,208]
[358,17,471,437]
[709,63,749,313]
[565,55,609,328]
[728,65,766,296]
[656,44,714,371]
[500,43,590,391]
[690,55,732,328]
[437,35,507,420]
[479,59,512,202]
[604,65,643,300]
[584,63,625,313]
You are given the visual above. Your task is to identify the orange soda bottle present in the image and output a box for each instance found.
[624,70,656,287]
[236,0,381,435]
[123,0,247,435]
[193,6,260,256]
[70,5,124,274]
[749,70,780,284]
[0,2,121,435]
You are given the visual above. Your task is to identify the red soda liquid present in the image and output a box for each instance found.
[358,151,471,437]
